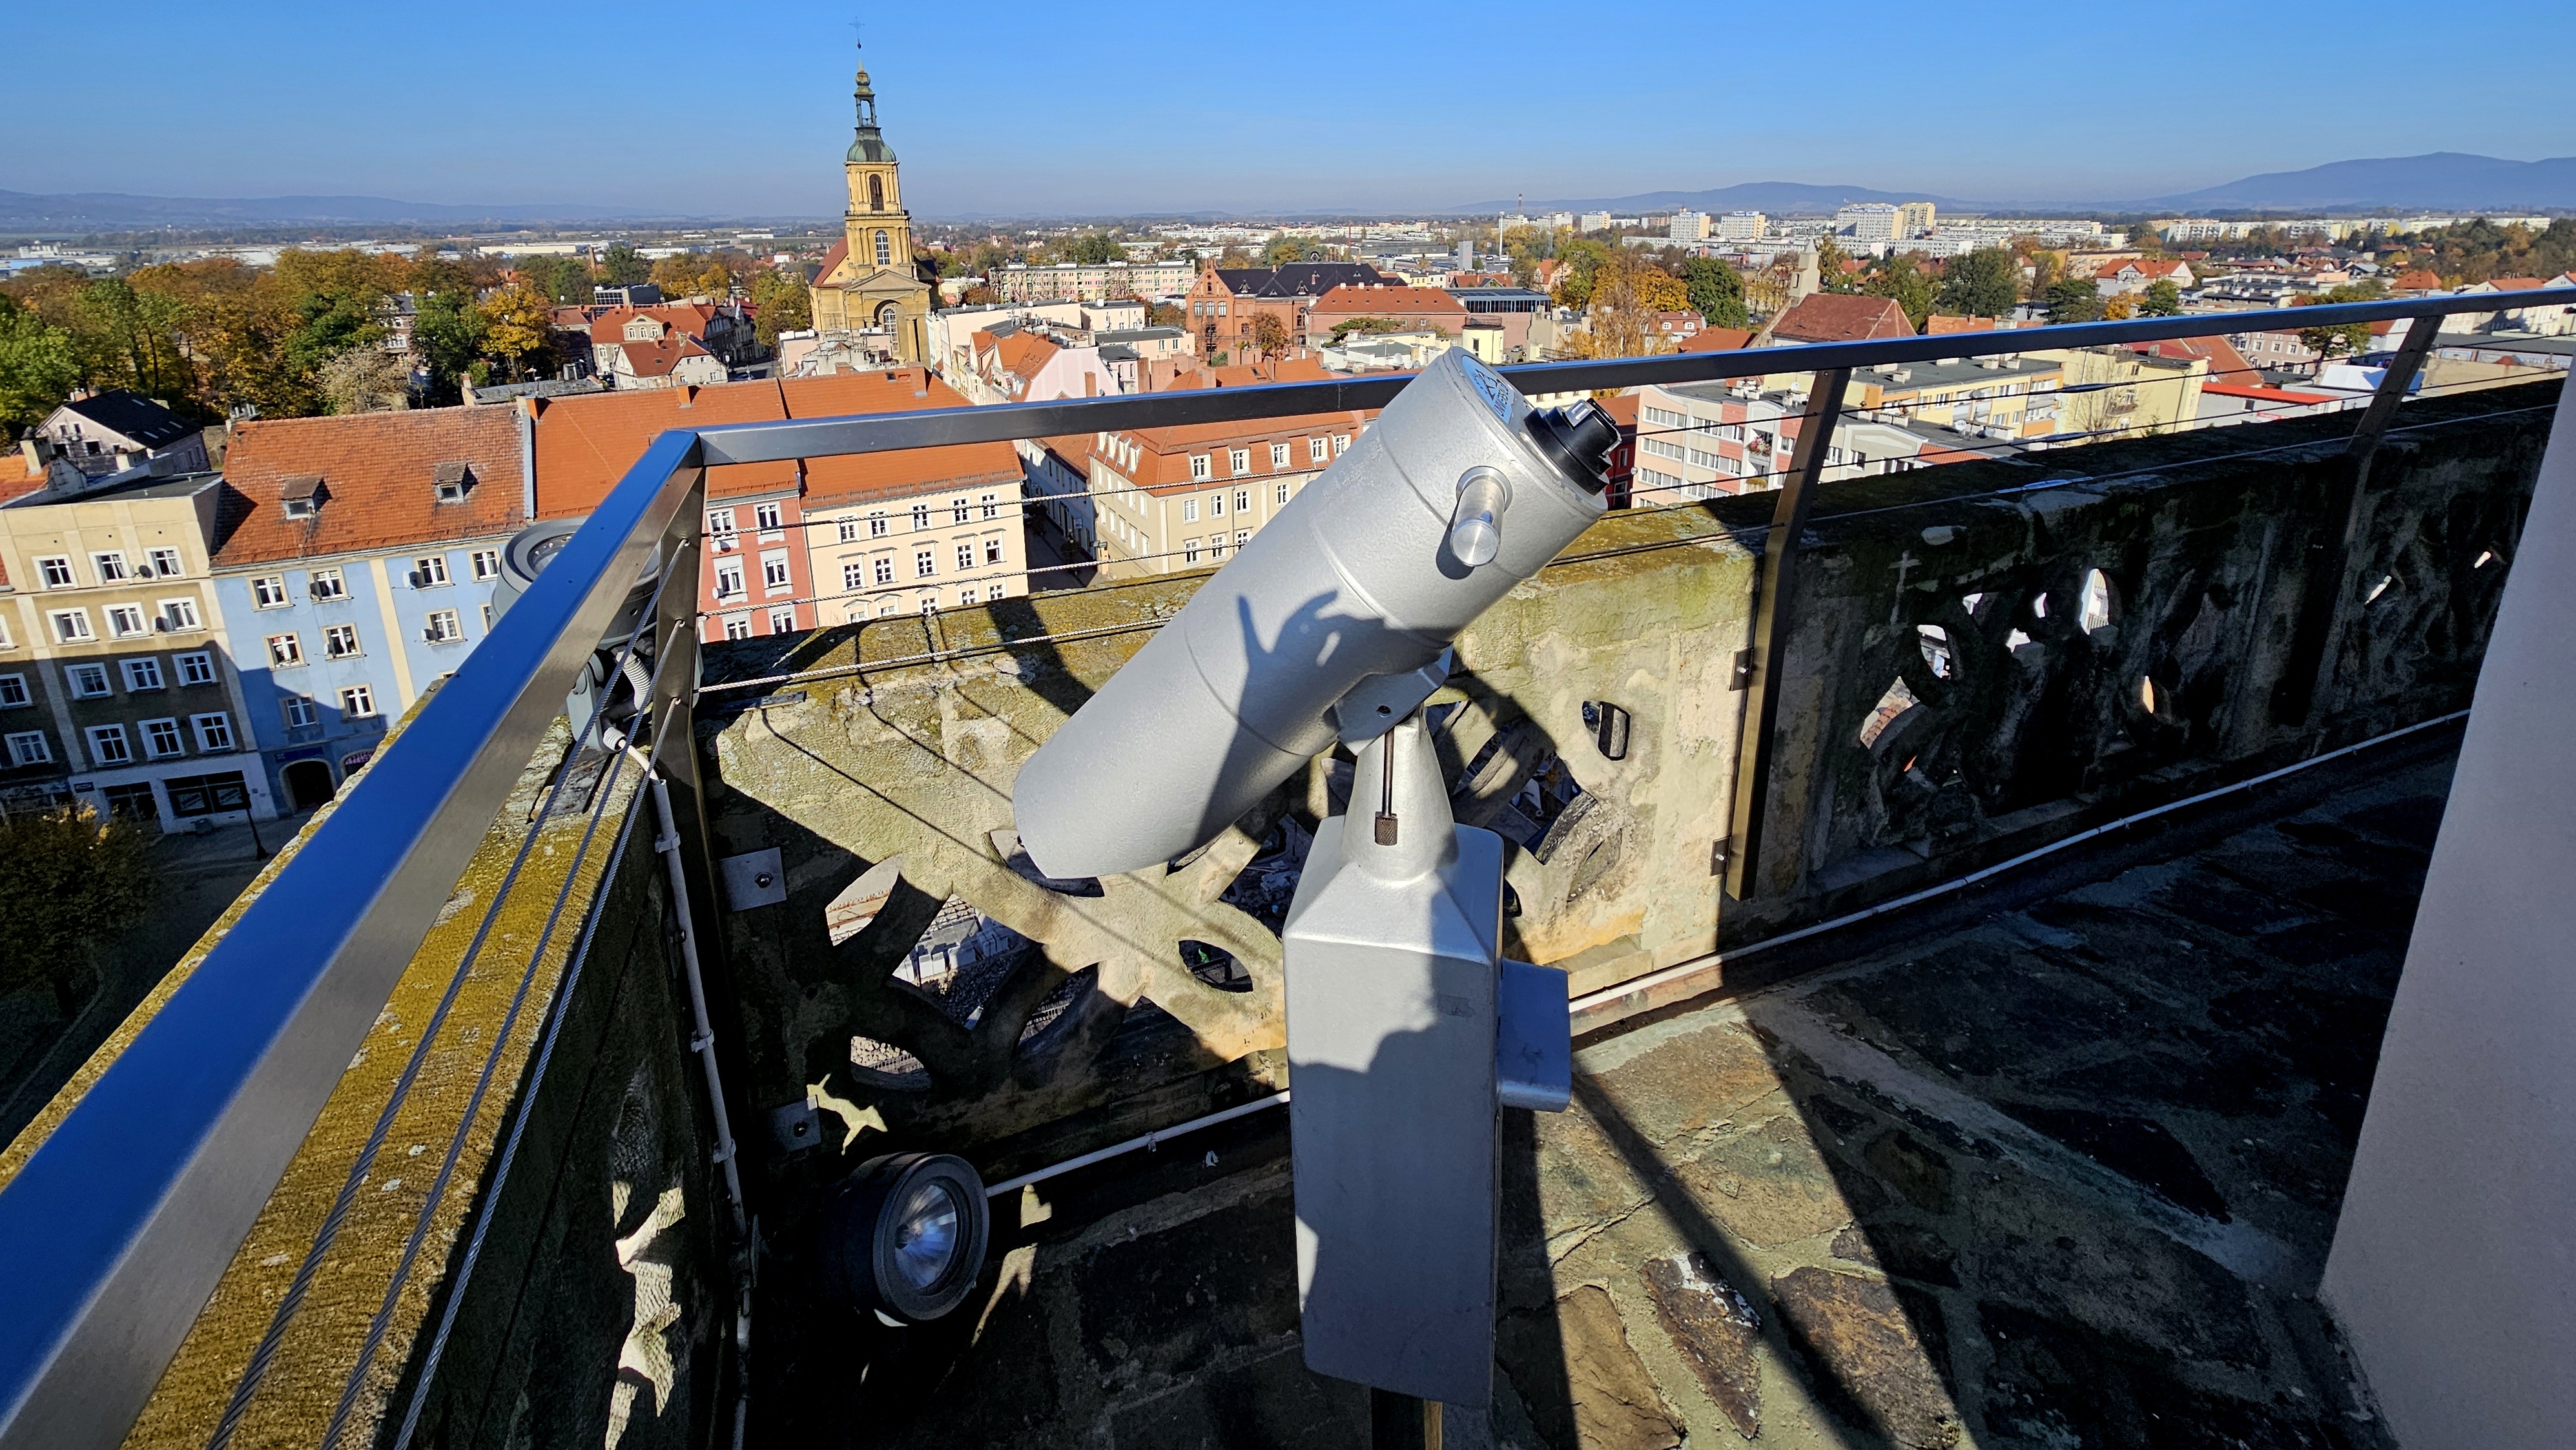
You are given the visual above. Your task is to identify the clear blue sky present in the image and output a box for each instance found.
[12,0,2576,218]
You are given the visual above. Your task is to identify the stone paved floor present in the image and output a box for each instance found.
[805,741,2450,1449]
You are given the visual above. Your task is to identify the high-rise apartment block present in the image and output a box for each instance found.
[1836,203,1900,243]
[1669,209,1712,243]
[1718,211,1767,242]
[1895,201,1937,238]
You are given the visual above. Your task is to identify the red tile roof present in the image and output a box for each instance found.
[615,335,716,379]
[1771,293,1913,344]
[785,369,1022,510]
[1676,326,1755,353]
[213,407,526,567]
[1924,315,2001,335]
[814,239,849,283]
[1091,409,1376,493]
[1306,284,1467,316]
[2488,276,2546,291]
[533,379,794,516]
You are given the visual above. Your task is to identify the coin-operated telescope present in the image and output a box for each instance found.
[1013,348,1618,1412]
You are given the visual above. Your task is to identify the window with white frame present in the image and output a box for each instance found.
[980,493,999,520]
[340,685,376,718]
[1270,442,1290,469]
[983,537,1004,565]
[874,556,895,586]
[141,718,185,758]
[66,663,110,698]
[412,555,451,588]
[282,696,318,729]
[324,625,360,659]
[482,601,494,630]
[708,508,739,550]
[148,547,182,577]
[105,605,148,637]
[914,549,936,578]
[714,561,744,599]
[1309,437,1328,464]
[761,551,792,593]
[1235,488,1250,515]
[0,675,23,708]
[267,634,304,667]
[1277,481,1291,504]
[191,714,236,752]
[1190,455,1210,480]
[6,731,50,767]
[50,609,93,643]
[837,519,860,543]
[424,609,464,643]
[755,501,784,533]
[35,556,76,588]
[1230,450,1250,475]
[987,583,1005,603]
[121,658,163,692]
[1211,492,1227,518]
[950,497,969,525]
[1210,536,1228,560]
[869,511,888,537]
[87,724,132,765]
[470,549,501,581]
[911,504,931,531]
[252,575,289,608]
[1183,497,1199,522]
[91,551,129,582]
[959,586,978,607]
[768,606,796,633]
[949,543,970,574]
[308,568,346,601]
[152,597,198,632]
[0,615,12,649]
[175,651,214,687]
[1184,538,1201,564]
[1333,434,1350,455]
[841,562,867,592]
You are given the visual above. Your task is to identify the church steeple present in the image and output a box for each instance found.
[847,50,896,164]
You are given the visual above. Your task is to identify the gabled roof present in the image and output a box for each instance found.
[1306,284,1468,316]
[814,238,850,284]
[2133,335,2257,382]
[613,335,716,379]
[1771,292,1913,344]
[784,369,1022,511]
[992,331,1060,384]
[213,407,526,566]
[1676,326,1755,353]
[1088,406,1377,493]
[533,378,795,515]
[587,304,723,345]
[51,389,198,451]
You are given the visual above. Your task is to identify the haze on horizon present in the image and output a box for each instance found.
[12,0,2576,220]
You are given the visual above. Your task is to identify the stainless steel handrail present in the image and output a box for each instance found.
[0,285,2561,1449]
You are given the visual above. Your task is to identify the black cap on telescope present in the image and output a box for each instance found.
[1525,399,1620,493]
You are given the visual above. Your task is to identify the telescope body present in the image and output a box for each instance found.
[1011,348,1606,879]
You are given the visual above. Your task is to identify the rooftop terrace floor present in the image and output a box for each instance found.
[787,727,2457,1449]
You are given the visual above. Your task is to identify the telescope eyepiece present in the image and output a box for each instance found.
[1525,399,1619,493]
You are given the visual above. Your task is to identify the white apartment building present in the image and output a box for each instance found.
[1837,203,1901,244]
[1669,209,1713,243]
[1579,212,1614,233]
[1718,211,1767,242]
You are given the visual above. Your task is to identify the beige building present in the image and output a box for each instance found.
[1846,354,2068,441]
[0,473,274,827]
[1066,411,1374,580]
[808,53,935,365]
[2028,347,2209,440]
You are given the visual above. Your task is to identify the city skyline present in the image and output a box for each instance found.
[12,0,2576,218]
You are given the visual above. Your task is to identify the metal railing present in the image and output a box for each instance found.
[0,286,2565,1450]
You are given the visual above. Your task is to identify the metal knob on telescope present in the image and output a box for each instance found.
[1447,468,1509,568]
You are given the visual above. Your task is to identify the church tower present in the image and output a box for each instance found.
[808,47,933,364]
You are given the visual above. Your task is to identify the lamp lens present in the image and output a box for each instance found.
[891,1180,962,1290]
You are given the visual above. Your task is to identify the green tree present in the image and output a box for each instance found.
[1328,316,1408,342]
[72,278,191,405]
[2296,281,2386,362]
[1815,236,1859,292]
[1549,237,1613,309]
[1936,247,2019,318]
[1678,256,1749,328]
[0,806,152,1015]
[0,293,81,433]
[2045,278,2103,324]
[747,267,813,348]
[598,243,650,287]
[1065,232,1125,265]
[2138,278,2183,317]
[410,287,485,404]
[1864,254,1937,331]
[518,254,593,305]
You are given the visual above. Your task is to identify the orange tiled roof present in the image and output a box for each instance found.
[533,378,794,515]
[615,335,715,379]
[1924,315,2000,335]
[1089,408,1376,493]
[1771,293,1913,344]
[787,369,1022,510]
[1306,284,1467,316]
[814,239,850,284]
[1676,326,1755,353]
[212,407,526,567]
[2488,276,2546,291]
[993,331,1059,382]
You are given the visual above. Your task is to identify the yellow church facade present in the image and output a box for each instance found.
[809,57,934,364]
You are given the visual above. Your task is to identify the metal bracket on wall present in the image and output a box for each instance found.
[1723,368,1851,902]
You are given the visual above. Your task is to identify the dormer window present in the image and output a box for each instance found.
[623,317,665,342]
[280,475,324,520]
[433,461,473,502]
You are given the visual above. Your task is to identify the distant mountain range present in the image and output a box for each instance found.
[0,190,706,229]
[1466,154,2576,218]
[2134,154,2576,212]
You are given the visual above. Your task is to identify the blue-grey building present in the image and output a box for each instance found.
[210,408,528,811]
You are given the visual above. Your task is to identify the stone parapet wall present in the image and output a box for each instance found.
[698,380,2550,1186]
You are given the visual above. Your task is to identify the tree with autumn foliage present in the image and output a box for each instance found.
[747,267,813,349]
[479,283,555,380]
